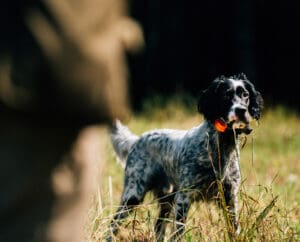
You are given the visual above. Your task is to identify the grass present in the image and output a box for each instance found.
[87,96,300,241]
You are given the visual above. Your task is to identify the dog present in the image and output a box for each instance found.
[107,73,263,241]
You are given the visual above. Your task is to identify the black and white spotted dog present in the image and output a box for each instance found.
[107,74,263,241]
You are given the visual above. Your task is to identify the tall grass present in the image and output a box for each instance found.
[87,96,300,241]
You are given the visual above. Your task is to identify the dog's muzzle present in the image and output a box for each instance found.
[228,105,251,124]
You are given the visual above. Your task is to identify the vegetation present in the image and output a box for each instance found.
[87,96,300,241]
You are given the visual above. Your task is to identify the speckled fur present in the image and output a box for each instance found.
[107,74,263,241]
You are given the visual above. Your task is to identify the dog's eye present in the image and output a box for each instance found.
[242,91,249,99]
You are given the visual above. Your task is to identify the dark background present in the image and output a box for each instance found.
[127,0,300,111]
[1,1,299,113]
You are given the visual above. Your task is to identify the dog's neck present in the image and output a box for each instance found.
[203,120,243,178]
[206,119,250,156]
[207,119,252,136]
[207,120,238,145]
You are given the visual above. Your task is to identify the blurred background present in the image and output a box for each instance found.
[1,1,300,111]
[127,0,300,111]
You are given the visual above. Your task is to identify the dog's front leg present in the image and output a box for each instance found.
[223,181,240,235]
[173,191,191,241]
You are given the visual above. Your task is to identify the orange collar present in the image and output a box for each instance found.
[214,119,228,132]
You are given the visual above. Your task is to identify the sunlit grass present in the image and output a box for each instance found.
[87,96,300,241]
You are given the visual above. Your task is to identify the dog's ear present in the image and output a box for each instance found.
[198,79,223,121]
[243,79,264,120]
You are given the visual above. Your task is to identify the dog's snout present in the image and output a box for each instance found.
[235,107,247,117]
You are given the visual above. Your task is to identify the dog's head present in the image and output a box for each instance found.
[198,73,263,133]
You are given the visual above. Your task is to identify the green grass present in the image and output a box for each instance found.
[87,96,300,241]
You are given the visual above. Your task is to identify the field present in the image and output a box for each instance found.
[87,96,300,241]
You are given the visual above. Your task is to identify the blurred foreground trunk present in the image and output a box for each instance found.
[0,0,143,241]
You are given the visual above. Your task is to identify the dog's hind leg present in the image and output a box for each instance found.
[173,191,191,241]
[106,182,146,241]
[154,191,175,241]
[106,196,143,242]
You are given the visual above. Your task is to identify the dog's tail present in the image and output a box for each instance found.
[110,120,139,167]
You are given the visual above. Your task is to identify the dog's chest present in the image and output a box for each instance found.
[172,132,240,195]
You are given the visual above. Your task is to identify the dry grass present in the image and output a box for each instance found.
[87,96,300,241]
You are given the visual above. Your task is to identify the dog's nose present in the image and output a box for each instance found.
[235,107,247,117]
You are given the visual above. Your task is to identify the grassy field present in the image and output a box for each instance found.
[87,96,300,241]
